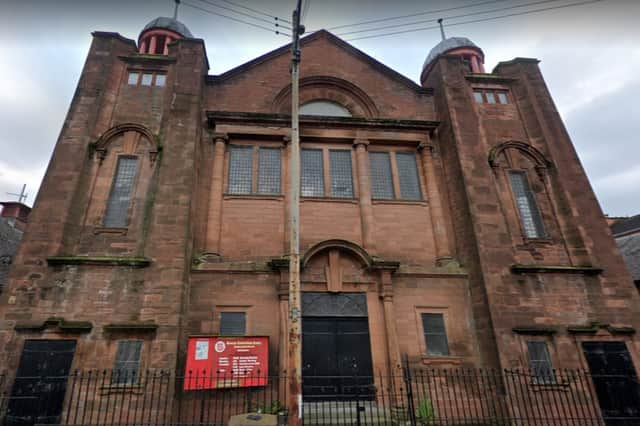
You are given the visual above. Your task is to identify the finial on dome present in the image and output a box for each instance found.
[438,18,446,41]
[173,0,181,20]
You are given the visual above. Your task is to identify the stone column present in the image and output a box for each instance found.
[205,133,228,257]
[149,36,157,55]
[354,139,375,251]
[379,269,403,406]
[419,142,452,264]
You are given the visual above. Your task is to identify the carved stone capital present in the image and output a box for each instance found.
[417,143,435,155]
[212,133,229,144]
[353,138,370,148]
[95,148,108,164]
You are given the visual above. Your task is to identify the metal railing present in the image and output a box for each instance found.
[1,368,639,425]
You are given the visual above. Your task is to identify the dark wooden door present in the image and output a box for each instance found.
[4,340,76,426]
[582,341,640,426]
[302,317,374,401]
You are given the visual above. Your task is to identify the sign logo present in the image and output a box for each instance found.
[214,340,226,353]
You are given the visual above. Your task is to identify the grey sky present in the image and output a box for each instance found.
[0,0,638,216]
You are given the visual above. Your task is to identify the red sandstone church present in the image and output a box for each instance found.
[1,13,639,425]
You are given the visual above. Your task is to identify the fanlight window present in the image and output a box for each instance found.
[300,100,352,117]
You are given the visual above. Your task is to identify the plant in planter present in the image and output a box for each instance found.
[416,398,436,425]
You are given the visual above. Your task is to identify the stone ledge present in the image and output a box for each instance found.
[15,317,93,334]
[47,256,151,268]
[511,264,602,275]
[512,326,558,336]
[465,74,518,84]
[567,322,635,335]
[103,322,159,333]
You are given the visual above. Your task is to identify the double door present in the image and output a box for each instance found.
[302,317,374,401]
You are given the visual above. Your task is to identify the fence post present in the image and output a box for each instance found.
[403,355,417,426]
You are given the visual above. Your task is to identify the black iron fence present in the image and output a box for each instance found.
[1,368,639,425]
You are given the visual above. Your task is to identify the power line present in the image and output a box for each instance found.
[182,0,291,37]
[215,0,292,24]
[346,0,604,42]
[194,0,292,31]
[328,0,510,31]
[338,0,576,37]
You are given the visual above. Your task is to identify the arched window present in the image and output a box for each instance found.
[300,100,352,117]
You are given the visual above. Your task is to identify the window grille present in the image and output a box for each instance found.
[103,157,137,228]
[369,152,395,199]
[396,153,422,200]
[112,340,142,384]
[527,341,555,384]
[257,148,281,194]
[509,171,545,238]
[220,312,246,335]
[422,313,450,356]
[301,149,324,197]
[329,150,354,198]
[228,145,253,194]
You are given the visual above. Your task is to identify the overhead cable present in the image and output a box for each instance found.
[182,0,291,37]
[338,0,577,37]
[194,0,292,31]
[328,0,510,31]
[346,0,604,41]
[215,0,292,24]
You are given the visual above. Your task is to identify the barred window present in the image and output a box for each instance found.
[103,156,137,228]
[509,171,545,238]
[112,340,142,384]
[301,149,324,197]
[329,150,354,198]
[422,313,450,356]
[257,148,281,194]
[527,341,555,384]
[396,153,422,200]
[220,312,246,336]
[370,152,395,199]
[227,146,253,194]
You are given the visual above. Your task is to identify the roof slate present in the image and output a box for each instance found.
[0,218,23,293]
[611,214,640,236]
[616,233,640,282]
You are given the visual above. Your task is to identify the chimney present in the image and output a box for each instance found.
[0,202,31,232]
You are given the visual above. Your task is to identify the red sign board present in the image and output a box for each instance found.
[184,336,268,390]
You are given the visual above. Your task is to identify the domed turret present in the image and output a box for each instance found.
[138,17,193,55]
[421,36,485,82]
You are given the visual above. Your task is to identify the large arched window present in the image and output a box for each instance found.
[300,100,352,117]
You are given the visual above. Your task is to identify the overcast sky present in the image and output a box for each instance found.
[0,0,638,216]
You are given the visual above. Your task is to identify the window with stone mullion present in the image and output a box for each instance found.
[301,149,324,197]
[329,150,354,198]
[369,152,395,199]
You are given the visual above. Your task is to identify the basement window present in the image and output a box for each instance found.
[422,313,450,356]
[112,340,142,384]
[527,341,555,384]
[220,312,246,336]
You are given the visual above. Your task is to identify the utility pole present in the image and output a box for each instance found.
[288,0,304,424]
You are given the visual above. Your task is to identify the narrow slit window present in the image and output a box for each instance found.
[127,72,139,85]
[396,153,422,200]
[509,171,545,238]
[103,156,137,228]
[112,340,142,384]
[527,341,555,384]
[301,149,324,197]
[329,150,354,198]
[141,73,153,86]
[422,313,450,356]
[220,312,246,336]
[227,145,253,194]
[369,152,395,199]
[257,147,281,194]
[155,74,166,87]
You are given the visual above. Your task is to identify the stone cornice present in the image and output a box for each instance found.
[47,256,151,268]
[15,317,93,334]
[511,264,602,275]
[207,111,439,132]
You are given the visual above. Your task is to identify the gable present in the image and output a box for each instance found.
[205,30,435,120]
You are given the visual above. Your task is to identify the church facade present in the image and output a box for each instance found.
[1,15,639,420]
